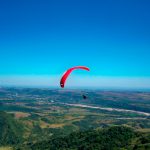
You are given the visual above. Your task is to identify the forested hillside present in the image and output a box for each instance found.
[0,111,24,146]
[0,88,150,150]
[17,126,150,150]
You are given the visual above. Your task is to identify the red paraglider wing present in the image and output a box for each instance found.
[60,66,90,88]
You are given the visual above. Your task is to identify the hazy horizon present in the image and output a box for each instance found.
[1,75,150,90]
[0,1,150,89]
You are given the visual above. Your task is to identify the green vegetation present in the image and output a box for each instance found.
[0,147,13,150]
[0,88,150,149]
[16,126,150,150]
[0,112,24,146]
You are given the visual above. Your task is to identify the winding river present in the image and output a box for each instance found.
[60,103,150,116]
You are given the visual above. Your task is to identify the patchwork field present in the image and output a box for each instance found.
[0,87,150,149]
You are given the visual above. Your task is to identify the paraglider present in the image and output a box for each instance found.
[82,95,87,99]
[60,66,90,88]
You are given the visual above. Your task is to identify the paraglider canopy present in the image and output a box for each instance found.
[60,66,90,88]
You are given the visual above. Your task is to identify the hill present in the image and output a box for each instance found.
[17,126,150,150]
[0,111,24,146]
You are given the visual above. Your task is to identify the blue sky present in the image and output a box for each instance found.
[0,0,150,88]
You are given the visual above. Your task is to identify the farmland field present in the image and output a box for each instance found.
[0,87,150,149]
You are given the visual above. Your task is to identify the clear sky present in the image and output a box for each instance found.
[0,0,150,88]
